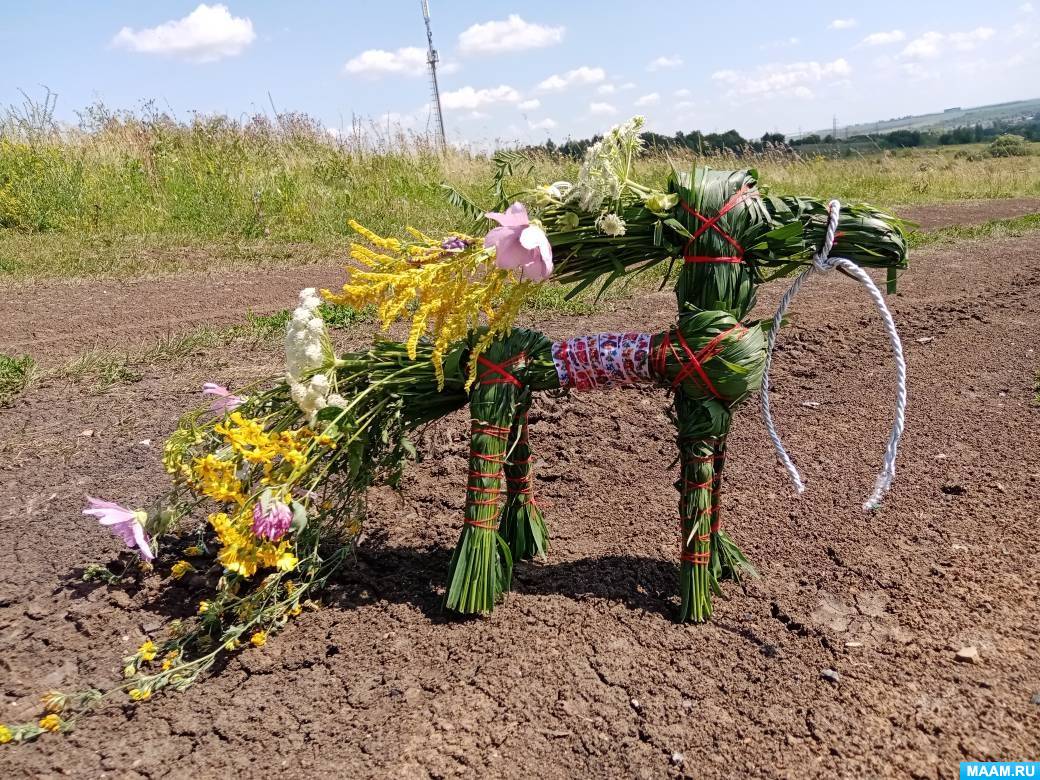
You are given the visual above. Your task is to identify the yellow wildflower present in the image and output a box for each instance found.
[223,638,241,651]
[162,426,197,482]
[170,560,194,579]
[161,659,173,671]
[128,688,151,702]
[275,550,299,572]
[219,542,259,578]
[348,219,402,251]
[197,600,211,615]
[0,724,12,744]
[184,545,204,556]
[257,540,299,573]
[323,221,531,389]
[41,691,66,714]
[289,604,302,617]
[123,664,136,679]
[214,412,281,465]
[284,580,296,595]
[138,641,158,662]
[250,631,267,648]
[190,454,245,505]
[38,714,63,732]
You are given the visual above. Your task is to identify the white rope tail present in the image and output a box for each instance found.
[759,199,907,511]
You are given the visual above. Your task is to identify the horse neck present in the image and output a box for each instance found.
[674,262,757,321]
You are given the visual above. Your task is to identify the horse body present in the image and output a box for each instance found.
[345,166,906,622]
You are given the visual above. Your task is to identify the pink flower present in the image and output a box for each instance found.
[484,202,553,281]
[83,497,154,562]
[202,382,244,414]
[252,499,292,542]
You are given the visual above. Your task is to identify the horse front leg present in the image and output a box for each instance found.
[709,433,755,584]
[499,393,549,561]
[443,355,519,615]
[674,393,730,623]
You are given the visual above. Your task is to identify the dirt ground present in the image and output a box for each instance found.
[898,197,1040,232]
[1,232,1039,779]
[3,198,1039,364]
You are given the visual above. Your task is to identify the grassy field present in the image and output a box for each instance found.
[2,110,1040,280]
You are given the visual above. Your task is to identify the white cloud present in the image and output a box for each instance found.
[537,66,605,91]
[112,3,255,62]
[901,27,995,60]
[344,47,427,77]
[589,101,617,115]
[619,81,636,90]
[647,55,682,71]
[829,18,858,29]
[597,83,617,95]
[674,88,691,98]
[861,30,906,46]
[712,58,851,101]
[948,27,996,50]
[674,100,695,111]
[458,15,564,55]
[1021,2,1034,11]
[529,117,557,130]
[518,98,541,110]
[634,92,660,107]
[441,84,521,110]
[901,31,944,59]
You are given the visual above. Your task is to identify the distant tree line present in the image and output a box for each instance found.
[526,116,1040,158]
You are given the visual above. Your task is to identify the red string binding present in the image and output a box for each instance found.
[476,354,524,387]
[680,185,756,265]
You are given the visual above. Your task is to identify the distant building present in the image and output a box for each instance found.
[943,107,961,113]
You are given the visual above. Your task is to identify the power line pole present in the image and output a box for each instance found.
[421,0,447,150]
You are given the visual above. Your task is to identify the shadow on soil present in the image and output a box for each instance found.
[338,530,690,622]
[59,530,767,638]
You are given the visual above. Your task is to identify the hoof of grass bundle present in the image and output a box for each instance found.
[677,563,722,624]
[443,526,514,616]
[499,499,548,562]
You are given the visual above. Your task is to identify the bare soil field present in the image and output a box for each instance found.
[3,198,1039,364]
[1,233,1039,778]
[898,197,1040,232]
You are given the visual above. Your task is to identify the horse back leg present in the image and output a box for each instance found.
[499,396,549,561]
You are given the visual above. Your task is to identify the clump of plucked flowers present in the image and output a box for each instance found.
[1,300,416,744]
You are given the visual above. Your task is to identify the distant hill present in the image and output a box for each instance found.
[793,98,1040,140]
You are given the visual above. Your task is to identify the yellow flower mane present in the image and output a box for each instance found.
[322,220,531,388]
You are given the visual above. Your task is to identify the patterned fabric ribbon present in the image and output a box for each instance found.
[551,332,652,391]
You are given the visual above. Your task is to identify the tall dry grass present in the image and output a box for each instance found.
[2,98,1039,279]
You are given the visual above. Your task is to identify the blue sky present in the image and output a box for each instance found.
[2,1,1037,145]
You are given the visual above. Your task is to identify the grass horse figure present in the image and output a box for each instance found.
[326,164,909,624]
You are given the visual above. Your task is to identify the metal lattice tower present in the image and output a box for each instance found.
[421,0,447,150]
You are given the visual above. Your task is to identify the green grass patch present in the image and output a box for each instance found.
[908,213,1040,249]
[0,352,36,405]
[3,109,1040,282]
[246,302,370,337]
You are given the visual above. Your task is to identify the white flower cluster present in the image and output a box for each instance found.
[567,115,646,213]
[285,288,343,418]
[596,212,627,237]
